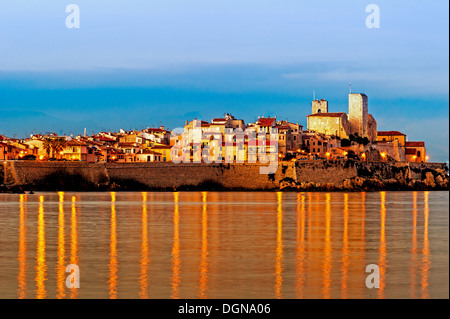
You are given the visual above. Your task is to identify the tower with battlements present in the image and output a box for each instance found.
[348,93,368,138]
[312,99,328,114]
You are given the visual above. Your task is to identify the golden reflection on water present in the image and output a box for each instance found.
[171,192,181,299]
[198,192,208,299]
[17,194,27,299]
[377,192,387,299]
[295,193,306,299]
[360,192,366,296]
[35,195,47,299]
[108,192,118,299]
[7,191,442,299]
[322,193,332,299]
[341,193,349,299]
[410,192,418,298]
[56,192,66,299]
[421,192,430,299]
[275,192,283,299]
[69,196,79,299]
[139,192,150,299]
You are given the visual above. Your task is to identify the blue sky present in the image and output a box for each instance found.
[0,1,448,162]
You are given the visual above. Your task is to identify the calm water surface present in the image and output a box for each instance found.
[0,191,448,299]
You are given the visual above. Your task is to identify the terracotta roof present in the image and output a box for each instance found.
[377,131,406,136]
[140,149,162,155]
[146,128,169,133]
[274,125,290,130]
[88,140,103,146]
[67,140,87,146]
[96,136,116,142]
[256,118,276,127]
[405,141,425,147]
[405,149,417,155]
[151,145,172,149]
[211,118,226,122]
[307,112,346,118]
[118,142,140,147]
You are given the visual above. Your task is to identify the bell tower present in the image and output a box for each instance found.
[312,99,328,114]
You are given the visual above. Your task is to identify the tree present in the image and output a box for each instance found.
[43,138,52,158]
[42,137,67,159]
[341,139,351,147]
[362,137,370,145]
[53,138,67,158]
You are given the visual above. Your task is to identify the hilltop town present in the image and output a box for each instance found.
[1,93,427,164]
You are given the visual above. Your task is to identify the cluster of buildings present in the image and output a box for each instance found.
[0,93,427,163]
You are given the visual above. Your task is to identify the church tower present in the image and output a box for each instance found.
[348,93,368,137]
[312,99,328,114]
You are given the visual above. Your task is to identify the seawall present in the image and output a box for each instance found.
[0,160,448,192]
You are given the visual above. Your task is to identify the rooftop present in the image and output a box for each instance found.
[377,131,406,136]
[256,117,276,127]
[307,112,346,118]
[405,141,425,147]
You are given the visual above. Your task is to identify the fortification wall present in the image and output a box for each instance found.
[1,160,448,192]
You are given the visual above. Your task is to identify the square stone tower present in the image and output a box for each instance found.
[312,99,328,114]
[348,93,368,137]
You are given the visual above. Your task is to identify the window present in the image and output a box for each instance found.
[313,148,315,152]
[417,151,421,157]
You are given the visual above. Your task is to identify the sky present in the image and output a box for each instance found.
[0,0,448,162]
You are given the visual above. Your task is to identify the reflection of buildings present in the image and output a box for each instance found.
[139,192,149,299]
[56,192,66,299]
[198,192,209,299]
[378,192,387,299]
[421,192,430,299]
[108,192,118,299]
[18,194,27,299]
[10,191,436,299]
[171,192,181,299]
[69,196,79,298]
[275,192,283,299]
[35,195,47,299]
